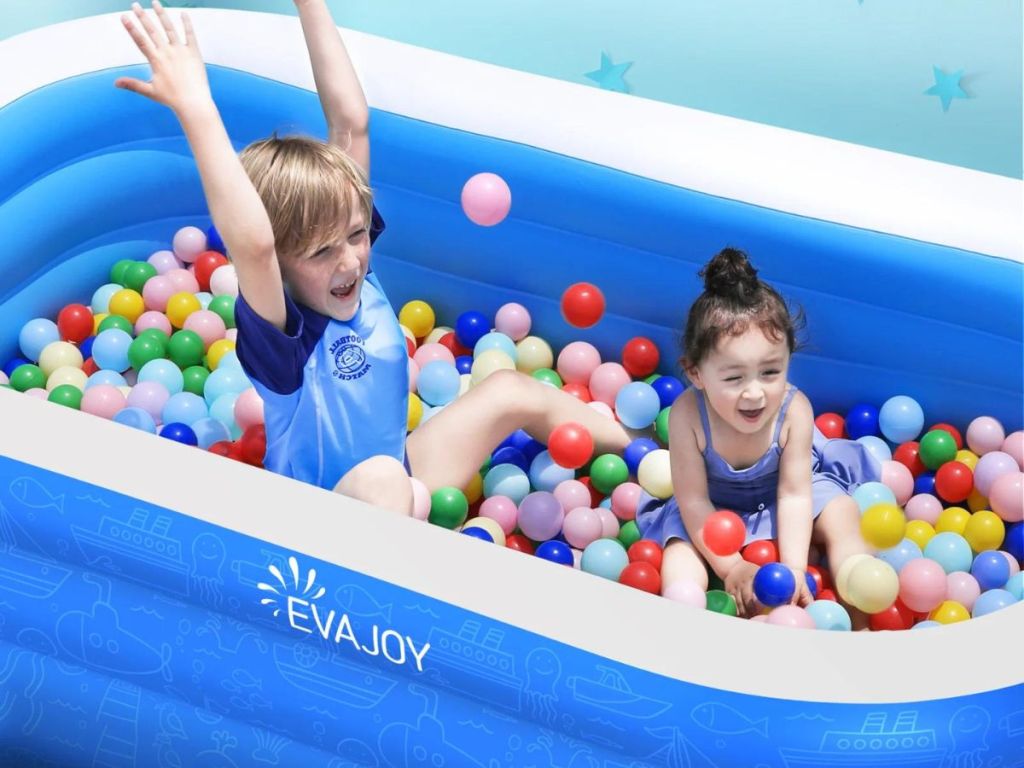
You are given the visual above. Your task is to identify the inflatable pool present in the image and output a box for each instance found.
[1,10,1022,767]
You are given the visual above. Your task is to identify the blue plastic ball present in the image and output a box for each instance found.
[209,392,242,439]
[913,472,936,497]
[971,550,1011,591]
[473,332,517,362]
[877,538,923,574]
[113,406,157,433]
[159,422,198,446]
[912,620,941,630]
[1004,522,1023,562]
[972,589,1015,618]
[856,435,892,464]
[206,224,225,254]
[91,329,133,372]
[455,310,489,349]
[529,450,574,492]
[879,395,924,443]
[19,318,60,362]
[455,355,473,375]
[461,527,494,543]
[580,539,629,580]
[845,403,880,439]
[79,335,96,361]
[490,446,530,473]
[536,540,574,566]
[753,563,796,607]
[806,600,851,631]
[85,370,127,390]
[203,366,250,406]
[162,392,208,426]
[805,572,819,599]
[91,283,122,315]
[418,360,461,406]
[1005,573,1023,601]
[624,437,659,476]
[3,357,30,378]
[138,359,184,395]
[614,382,661,429]
[191,417,231,449]
[650,375,684,409]
[483,464,531,504]
[852,481,897,513]
[923,532,973,574]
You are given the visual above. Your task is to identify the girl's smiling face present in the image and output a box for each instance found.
[687,325,791,436]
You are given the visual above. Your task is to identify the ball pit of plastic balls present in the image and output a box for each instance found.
[4,223,1022,632]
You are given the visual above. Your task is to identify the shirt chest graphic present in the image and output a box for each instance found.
[328,333,372,381]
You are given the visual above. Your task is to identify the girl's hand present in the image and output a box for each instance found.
[115,1,211,114]
[723,560,760,618]
[789,568,814,608]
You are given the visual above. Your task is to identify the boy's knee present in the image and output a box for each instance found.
[334,455,407,495]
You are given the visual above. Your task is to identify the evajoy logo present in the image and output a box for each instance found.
[258,556,429,672]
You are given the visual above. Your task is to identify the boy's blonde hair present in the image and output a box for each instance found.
[239,135,373,261]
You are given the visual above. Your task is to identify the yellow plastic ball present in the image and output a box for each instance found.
[936,506,970,535]
[967,488,989,513]
[462,517,506,547]
[206,339,236,371]
[834,553,873,602]
[905,520,937,550]
[399,300,435,339]
[93,313,109,334]
[464,472,483,505]
[166,292,201,328]
[38,341,84,378]
[458,374,472,397]
[425,326,453,345]
[637,449,673,499]
[955,449,979,470]
[470,350,515,385]
[108,288,145,323]
[515,336,554,374]
[930,600,970,625]
[407,393,423,431]
[844,557,900,614]
[859,502,907,549]
[46,366,88,392]
[962,510,1005,552]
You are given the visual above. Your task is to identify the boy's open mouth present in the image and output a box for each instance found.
[331,278,357,299]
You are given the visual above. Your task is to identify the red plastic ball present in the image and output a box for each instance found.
[578,477,605,507]
[619,561,661,594]
[560,282,605,328]
[57,303,94,344]
[869,599,914,631]
[82,357,99,376]
[404,336,416,357]
[548,422,595,470]
[893,441,926,477]
[505,534,535,555]
[438,331,472,358]
[928,422,963,450]
[702,510,746,556]
[806,565,826,595]
[627,539,664,570]
[814,413,845,439]
[621,336,660,378]
[934,461,973,503]
[742,539,778,566]
[818,588,837,602]
[238,424,266,466]
[192,251,230,292]
[208,440,233,458]
[562,382,592,403]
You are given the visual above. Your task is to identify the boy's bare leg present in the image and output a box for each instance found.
[405,370,630,492]
[334,456,413,516]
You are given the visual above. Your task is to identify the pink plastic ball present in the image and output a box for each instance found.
[766,605,815,629]
[1003,551,1021,577]
[562,507,603,549]
[461,172,511,227]
[184,310,227,350]
[494,303,531,341]
[233,388,264,431]
[662,578,707,608]
[0,372,8,386]
[24,388,47,400]
[165,268,200,295]
[588,362,631,407]
[597,507,620,539]
[410,477,431,521]
[142,276,176,312]
[945,571,981,611]
[989,471,1023,523]
[611,482,643,521]
[479,495,518,534]
[1002,431,1024,470]
[966,416,1006,456]
[148,249,183,274]
[974,451,1017,497]
[588,401,615,420]
[407,359,419,393]
[173,226,207,263]
[224,328,238,343]
[209,265,238,297]
[898,557,948,612]
[80,384,127,419]
[126,381,170,421]
[413,342,455,369]
[134,310,173,337]
[553,480,592,513]
[556,341,601,385]
[880,460,914,506]
[904,494,942,525]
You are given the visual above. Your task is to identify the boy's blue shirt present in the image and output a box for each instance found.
[234,208,409,489]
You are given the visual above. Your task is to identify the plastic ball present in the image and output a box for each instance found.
[622,438,657,477]
[905,519,937,551]
[165,292,201,329]
[36,341,81,378]
[851,481,897,513]
[627,539,663,570]
[1004,521,1024,562]
[662,577,707,609]
[470,350,515,385]
[581,538,629,581]
[398,300,435,339]
[971,550,1011,591]
[47,384,82,409]
[560,282,605,328]
[233,388,264,431]
[474,332,517,363]
[183,367,210,398]
[413,343,455,370]
[172,226,206,262]
[526,450,572,493]
[702,510,745,556]
[107,288,146,324]
[190,417,230,450]
[966,416,1006,456]
[655,407,671,444]
[563,507,603,549]
[960,510,1004,553]
[192,251,229,293]
[621,337,659,378]
[80,384,126,419]
[417,361,460,407]
[209,264,238,297]
[614,382,661,429]
[919,429,958,470]
[535,539,573,566]
[834,553,872,600]
[91,283,122,315]
[619,561,661,594]
[857,435,892,464]
[989,471,1023,523]
[461,172,511,226]
[898,557,948,612]
[766,605,816,629]
[479,495,518,534]
[162,392,207,426]
[935,506,970,535]
[844,557,899,613]
[159,422,198,445]
[483,464,531,504]
[406,393,423,431]
[753,563,796,607]
[806,600,852,631]
[54,304,93,345]
[206,339,236,371]
[637,449,673,499]
[588,362,630,407]
[929,600,970,624]
[740,539,777,566]
[98,314,134,335]
[879,395,924,443]
[554,342,599,385]
[880,460,914,506]
[611,482,643,521]
[589,454,629,495]
[869,599,915,631]
[934,461,973,503]
[913,472,936,497]
[552,480,590,514]
[945,571,981,611]
[893,441,926,476]
[147,249,180,275]
[1005,572,1024,601]
[972,588,1015,618]
[517,491,564,541]
[815,413,844,439]
[183,310,226,350]
[462,517,506,547]
[428,487,468,529]
[122,262,157,294]
[515,336,553,374]
[651,376,684,409]
[451,310,487,350]
[494,303,531,341]
[860,502,906,549]
[877,538,922,573]
[90,329,133,372]
[923,532,973,574]
[844,403,879,439]
[113,406,157,433]
[1001,431,1023,469]
[547,422,594,470]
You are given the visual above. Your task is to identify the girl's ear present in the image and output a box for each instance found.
[682,359,703,390]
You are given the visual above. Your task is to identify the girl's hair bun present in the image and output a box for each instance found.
[700,247,759,305]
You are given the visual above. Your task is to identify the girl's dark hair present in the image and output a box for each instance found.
[681,248,805,371]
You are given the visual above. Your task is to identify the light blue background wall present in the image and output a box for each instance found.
[1,0,1021,179]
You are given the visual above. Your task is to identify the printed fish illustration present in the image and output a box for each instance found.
[8,478,64,514]
[231,668,262,690]
[335,584,392,622]
[691,702,768,737]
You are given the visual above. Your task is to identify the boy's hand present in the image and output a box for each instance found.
[723,560,760,618]
[115,1,211,115]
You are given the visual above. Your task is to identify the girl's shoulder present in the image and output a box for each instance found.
[778,387,814,450]
[668,387,708,454]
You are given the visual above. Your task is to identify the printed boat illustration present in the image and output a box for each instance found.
[780,711,946,767]
[567,666,671,720]
[0,541,71,599]
[272,641,396,709]
[232,548,289,590]
[71,508,189,594]
[93,680,142,768]
[425,620,521,697]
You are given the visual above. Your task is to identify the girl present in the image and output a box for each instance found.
[637,248,880,625]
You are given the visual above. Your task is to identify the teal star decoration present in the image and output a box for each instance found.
[585,52,632,94]
[924,66,968,112]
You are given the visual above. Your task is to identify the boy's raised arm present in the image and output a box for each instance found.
[116,1,289,331]
[294,0,370,175]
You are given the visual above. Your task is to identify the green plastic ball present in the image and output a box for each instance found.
[123,262,158,293]
[168,330,206,369]
[617,520,641,549]
[655,406,671,444]
[110,259,135,286]
[532,368,563,388]
[98,314,134,335]
[47,384,82,409]
[10,364,46,392]
[706,589,738,616]
[919,429,957,470]
[429,487,469,529]
[589,454,628,495]
[181,365,210,396]
[644,374,660,385]
[208,295,236,329]
[128,334,167,371]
